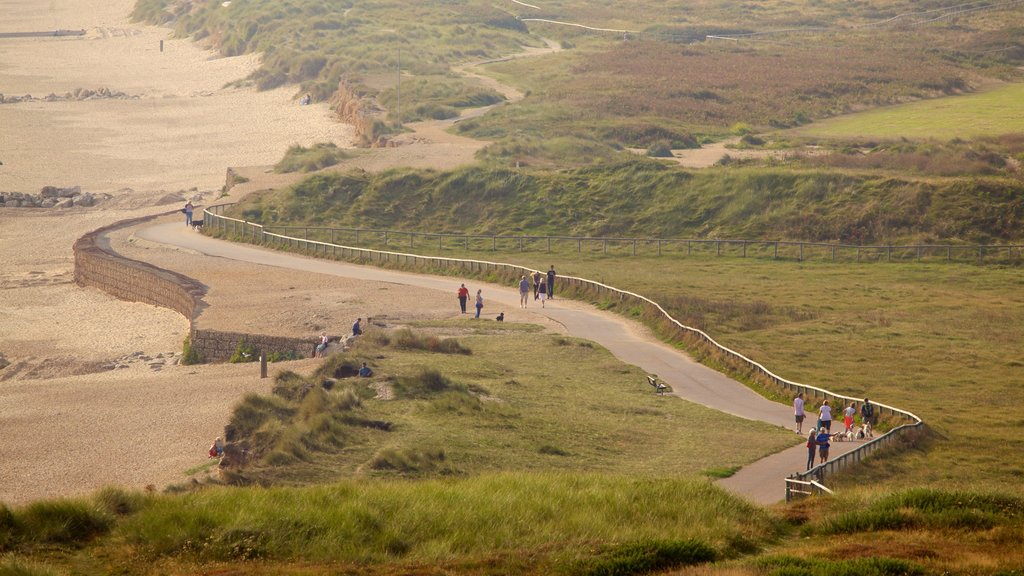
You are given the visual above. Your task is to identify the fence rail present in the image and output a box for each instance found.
[204,205,925,498]
[253,222,1024,264]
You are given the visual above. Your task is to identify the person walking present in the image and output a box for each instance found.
[474,289,483,319]
[457,283,469,314]
[184,201,194,227]
[532,270,542,300]
[794,392,806,434]
[843,402,857,434]
[546,265,556,300]
[816,426,831,464]
[805,428,817,470]
[538,278,547,308]
[860,398,875,425]
[519,276,530,308]
[352,317,363,336]
[818,399,832,432]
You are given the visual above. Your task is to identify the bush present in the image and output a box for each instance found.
[646,141,674,158]
[367,447,446,472]
[572,539,716,576]
[229,339,259,363]
[94,487,148,517]
[274,143,348,174]
[16,500,113,547]
[181,335,204,365]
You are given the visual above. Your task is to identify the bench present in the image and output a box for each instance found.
[647,375,669,395]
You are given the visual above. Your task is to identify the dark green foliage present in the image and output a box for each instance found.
[646,141,673,158]
[394,369,460,398]
[180,335,204,365]
[756,555,924,576]
[571,539,716,576]
[813,489,1024,535]
[367,447,447,473]
[93,487,148,517]
[229,339,258,363]
[15,500,113,547]
[538,444,570,456]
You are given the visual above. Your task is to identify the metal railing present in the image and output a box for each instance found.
[246,220,1023,264]
[204,205,926,497]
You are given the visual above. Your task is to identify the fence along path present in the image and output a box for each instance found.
[194,206,924,502]
[255,224,1024,265]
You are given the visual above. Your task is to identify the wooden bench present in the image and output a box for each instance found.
[647,375,669,395]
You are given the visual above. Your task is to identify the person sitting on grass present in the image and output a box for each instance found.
[358,362,373,377]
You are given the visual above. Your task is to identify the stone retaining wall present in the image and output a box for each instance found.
[73,212,309,363]
[191,329,312,363]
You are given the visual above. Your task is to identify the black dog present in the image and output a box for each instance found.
[496,312,504,322]
[191,219,204,230]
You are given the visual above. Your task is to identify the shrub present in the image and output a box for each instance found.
[394,369,459,398]
[16,500,113,547]
[538,444,570,456]
[572,539,716,576]
[756,555,924,576]
[94,487,148,517]
[367,447,446,472]
[229,339,259,363]
[274,143,348,173]
[647,141,674,158]
[181,335,204,365]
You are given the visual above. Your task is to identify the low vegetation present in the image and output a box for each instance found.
[273,143,349,173]
[226,159,1024,244]
[217,326,794,486]
[3,483,1023,574]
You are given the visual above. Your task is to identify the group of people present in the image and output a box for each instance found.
[456,265,558,319]
[314,318,365,358]
[518,266,556,308]
[457,284,489,318]
[795,392,877,469]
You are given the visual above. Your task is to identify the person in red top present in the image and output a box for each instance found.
[457,284,469,314]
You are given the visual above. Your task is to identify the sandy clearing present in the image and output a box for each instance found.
[0,0,352,195]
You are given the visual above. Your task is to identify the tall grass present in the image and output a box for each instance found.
[114,474,771,564]
[228,159,1024,244]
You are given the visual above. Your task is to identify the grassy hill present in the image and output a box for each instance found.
[228,159,1024,244]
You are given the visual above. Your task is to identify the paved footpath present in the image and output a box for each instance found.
[137,222,862,504]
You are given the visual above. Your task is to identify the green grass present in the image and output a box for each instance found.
[274,143,349,174]
[426,252,1024,495]
[219,327,797,486]
[792,83,1024,141]
[227,160,1024,245]
[5,483,1024,574]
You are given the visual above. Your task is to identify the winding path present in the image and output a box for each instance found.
[137,222,865,504]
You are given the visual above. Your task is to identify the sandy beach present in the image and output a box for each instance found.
[0,0,358,504]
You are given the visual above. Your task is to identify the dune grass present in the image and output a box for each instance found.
[4,482,1024,574]
[218,326,797,486]
[413,252,1024,496]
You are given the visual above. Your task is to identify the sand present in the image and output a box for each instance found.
[0,0,357,505]
[0,0,351,195]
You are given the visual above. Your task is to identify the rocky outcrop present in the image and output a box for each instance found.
[1,186,109,208]
[330,79,393,148]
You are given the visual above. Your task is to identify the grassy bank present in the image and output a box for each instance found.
[3,482,1024,574]
[217,325,795,486]
[227,160,1024,244]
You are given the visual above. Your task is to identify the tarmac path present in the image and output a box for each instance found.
[137,222,864,503]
